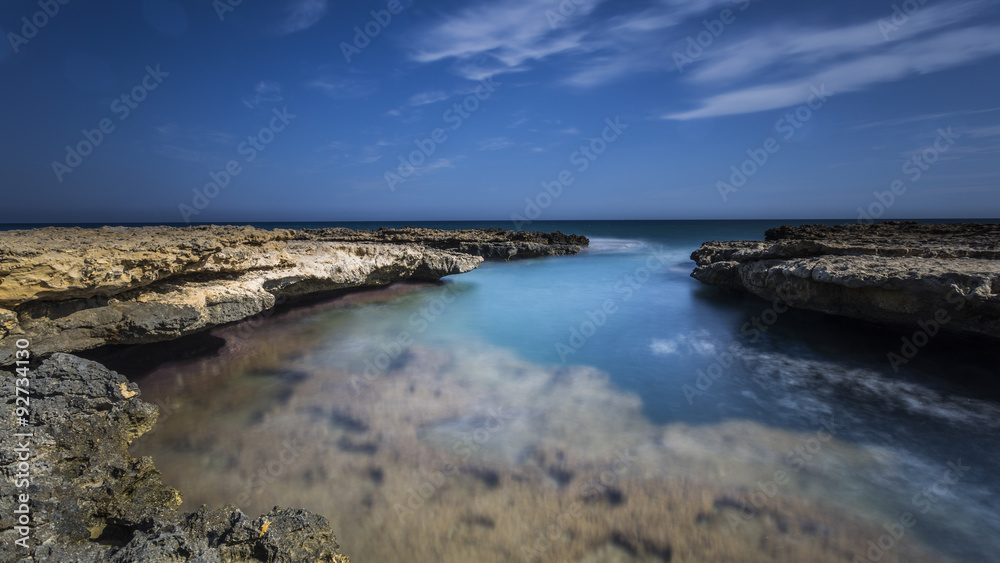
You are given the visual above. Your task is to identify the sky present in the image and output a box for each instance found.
[1,0,999,223]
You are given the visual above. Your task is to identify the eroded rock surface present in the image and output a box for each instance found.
[0,353,346,562]
[301,226,589,261]
[691,222,1000,338]
[0,226,586,363]
[0,225,589,561]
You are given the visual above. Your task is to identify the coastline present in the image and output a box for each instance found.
[691,222,1000,340]
[1,221,995,561]
[0,225,586,562]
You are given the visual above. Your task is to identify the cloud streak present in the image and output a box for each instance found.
[277,0,327,35]
[666,24,1000,120]
[407,90,449,106]
[242,81,283,109]
[405,0,999,119]
[308,78,376,99]
[686,0,987,86]
[407,0,604,81]
[405,0,753,86]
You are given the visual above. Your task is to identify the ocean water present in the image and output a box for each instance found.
[115,220,1000,562]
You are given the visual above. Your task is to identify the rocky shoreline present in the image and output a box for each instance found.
[691,222,1000,339]
[0,225,587,364]
[0,225,587,562]
[1,353,348,562]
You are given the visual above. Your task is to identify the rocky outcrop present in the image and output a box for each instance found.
[0,224,589,561]
[691,222,1000,338]
[300,227,589,261]
[0,226,586,363]
[0,353,347,562]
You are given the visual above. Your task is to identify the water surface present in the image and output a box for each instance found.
[128,220,1000,562]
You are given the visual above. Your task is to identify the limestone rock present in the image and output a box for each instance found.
[0,225,585,363]
[691,222,1000,338]
[300,226,589,260]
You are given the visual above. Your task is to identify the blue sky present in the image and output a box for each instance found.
[1,0,999,223]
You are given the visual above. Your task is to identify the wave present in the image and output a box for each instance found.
[582,237,648,253]
[737,346,1000,432]
[650,330,718,356]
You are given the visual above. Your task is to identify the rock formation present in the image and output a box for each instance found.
[301,226,589,261]
[691,222,1000,338]
[0,225,588,363]
[0,224,587,561]
[0,353,347,562]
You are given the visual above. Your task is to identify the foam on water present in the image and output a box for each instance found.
[580,237,647,253]
[737,347,1000,431]
[649,330,718,356]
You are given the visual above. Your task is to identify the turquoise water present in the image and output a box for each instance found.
[126,220,1000,562]
[423,221,1000,557]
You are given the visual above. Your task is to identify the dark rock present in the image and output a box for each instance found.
[299,226,589,260]
[0,354,346,562]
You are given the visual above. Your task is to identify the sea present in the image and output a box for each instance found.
[21,219,1000,562]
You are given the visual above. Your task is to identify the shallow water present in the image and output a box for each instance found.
[127,220,1000,562]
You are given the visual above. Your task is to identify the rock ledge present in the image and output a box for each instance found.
[691,222,1000,339]
[0,225,588,363]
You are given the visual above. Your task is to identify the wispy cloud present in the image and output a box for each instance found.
[853,106,1000,130]
[968,123,1000,139]
[560,0,745,87]
[308,78,376,99]
[313,141,387,167]
[155,124,236,145]
[395,156,464,181]
[407,0,602,81]
[426,157,458,170]
[405,0,740,86]
[478,137,514,151]
[686,1,985,86]
[507,116,530,129]
[356,144,386,164]
[149,124,238,163]
[277,0,327,35]
[407,90,449,106]
[242,81,283,108]
[407,0,998,116]
[384,90,452,120]
[665,1,1000,119]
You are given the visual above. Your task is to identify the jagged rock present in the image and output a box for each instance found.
[691,222,1000,338]
[0,225,588,560]
[0,226,586,363]
[300,226,588,260]
[0,353,346,562]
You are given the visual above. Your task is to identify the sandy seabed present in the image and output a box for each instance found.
[129,285,952,563]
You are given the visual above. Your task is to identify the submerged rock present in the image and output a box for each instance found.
[691,222,1000,338]
[0,225,587,363]
[0,353,346,562]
